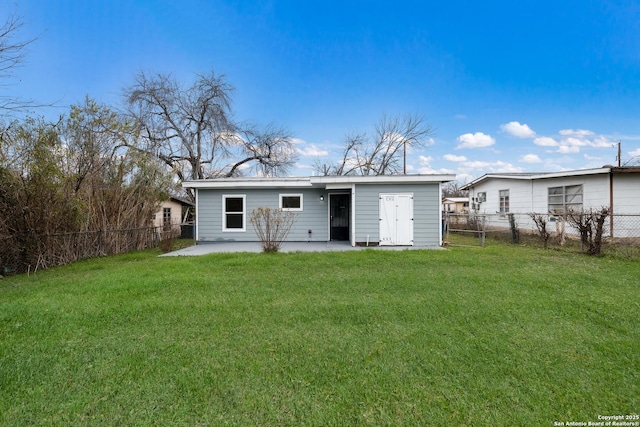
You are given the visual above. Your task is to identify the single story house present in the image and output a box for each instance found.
[461,166,640,238]
[153,197,195,234]
[443,197,470,214]
[183,174,455,247]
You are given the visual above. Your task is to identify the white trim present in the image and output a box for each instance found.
[463,167,612,189]
[222,194,246,232]
[185,177,313,189]
[350,185,356,246]
[279,193,303,211]
[312,174,455,186]
[183,174,455,190]
[438,183,443,245]
[195,189,199,242]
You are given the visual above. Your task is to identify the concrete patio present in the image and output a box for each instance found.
[160,241,442,256]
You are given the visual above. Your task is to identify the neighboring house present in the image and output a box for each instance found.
[461,166,640,237]
[182,174,455,247]
[443,197,469,214]
[153,197,195,234]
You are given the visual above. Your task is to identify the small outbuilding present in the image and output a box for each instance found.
[153,196,195,236]
[183,174,455,247]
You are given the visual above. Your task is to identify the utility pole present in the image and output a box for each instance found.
[403,140,407,175]
[617,141,621,167]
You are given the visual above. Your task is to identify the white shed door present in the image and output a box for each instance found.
[379,193,414,246]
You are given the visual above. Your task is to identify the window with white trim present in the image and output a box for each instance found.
[499,190,509,213]
[279,194,303,211]
[223,195,246,231]
[548,185,583,215]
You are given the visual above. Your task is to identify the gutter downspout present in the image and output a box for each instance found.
[609,169,614,238]
[351,184,356,247]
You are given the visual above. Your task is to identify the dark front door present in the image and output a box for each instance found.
[330,194,350,241]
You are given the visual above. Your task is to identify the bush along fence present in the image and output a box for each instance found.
[444,210,640,257]
[0,226,179,276]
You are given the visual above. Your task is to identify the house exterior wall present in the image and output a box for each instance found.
[612,174,640,214]
[469,178,533,214]
[153,199,184,230]
[467,171,640,236]
[354,183,441,247]
[196,187,329,242]
[195,182,444,246]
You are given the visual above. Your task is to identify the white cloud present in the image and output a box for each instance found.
[456,132,495,149]
[500,121,536,138]
[419,155,433,167]
[443,154,467,162]
[461,160,522,173]
[533,136,558,146]
[296,143,329,157]
[560,137,589,148]
[558,145,580,154]
[419,166,455,174]
[559,129,595,137]
[591,135,617,148]
[521,154,542,163]
[630,148,640,157]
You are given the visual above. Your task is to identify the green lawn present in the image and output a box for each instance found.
[1,245,638,426]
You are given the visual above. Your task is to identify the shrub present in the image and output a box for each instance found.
[530,213,551,249]
[249,207,296,253]
[566,207,610,255]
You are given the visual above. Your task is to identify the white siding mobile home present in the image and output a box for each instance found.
[463,167,640,238]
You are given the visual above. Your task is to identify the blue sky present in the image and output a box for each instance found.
[6,0,640,182]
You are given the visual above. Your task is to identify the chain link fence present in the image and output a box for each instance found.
[444,212,640,258]
[0,226,178,276]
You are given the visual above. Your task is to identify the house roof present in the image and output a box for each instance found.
[461,167,622,190]
[168,196,195,206]
[443,197,469,203]
[183,174,456,189]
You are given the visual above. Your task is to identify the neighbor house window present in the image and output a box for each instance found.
[163,207,171,229]
[477,192,486,203]
[279,194,303,211]
[499,190,509,213]
[223,195,246,231]
[548,185,583,215]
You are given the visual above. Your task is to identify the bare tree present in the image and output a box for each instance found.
[442,181,469,198]
[530,213,552,249]
[566,207,610,255]
[0,9,40,112]
[124,71,296,197]
[315,113,434,176]
[226,122,295,177]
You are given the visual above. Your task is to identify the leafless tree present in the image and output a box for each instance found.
[530,213,551,249]
[566,207,610,255]
[442,181,469,198]
[124,71,296,197]
[0,9,40,112]
[315,113,434,176]
[226,122,295,177]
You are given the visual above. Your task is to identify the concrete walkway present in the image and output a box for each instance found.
[160,241,441,256]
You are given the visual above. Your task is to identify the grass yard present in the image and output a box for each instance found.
[1,245,638,426]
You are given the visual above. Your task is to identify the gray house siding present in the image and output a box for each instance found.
[354,183,441,247]
[197,188,328,242]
